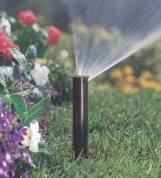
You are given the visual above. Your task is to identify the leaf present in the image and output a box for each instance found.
[24,96,49,125]
[10,48,26,68]
[19,89,33,97]
[25,45,37,64]
[11,94,28,122]
[0,85,3,94]
[0,67,13,81]
[0,70,6,86]
[0,11,6,18]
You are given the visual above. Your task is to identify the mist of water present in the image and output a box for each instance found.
[68,0,161,80]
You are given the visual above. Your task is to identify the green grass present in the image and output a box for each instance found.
[31,89,161,178]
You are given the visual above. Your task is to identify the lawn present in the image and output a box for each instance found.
[31,89,161,178]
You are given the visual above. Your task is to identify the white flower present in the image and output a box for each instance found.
[0,66,13,79]
[30,63,50,86]
[21,127,30,147]
[22,121,41,153]
[60,49,69,58]
[0,18,11,35]
[29,121,39,136]
[9,17,16,24]
[32,24,40,33]
[33,87,43,97]
[29,132,41,153]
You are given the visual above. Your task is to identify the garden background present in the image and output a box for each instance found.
[0,0,161,177]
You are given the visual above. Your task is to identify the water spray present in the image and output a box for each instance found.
[73,76,88,158]
[69,0,161,158]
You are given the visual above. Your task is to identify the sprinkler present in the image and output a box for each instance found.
[73,75,88,159]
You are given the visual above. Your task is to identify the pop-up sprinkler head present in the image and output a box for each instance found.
[73,75,88,159]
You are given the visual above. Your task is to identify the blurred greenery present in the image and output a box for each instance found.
[0,0,70,31]
[1,1,161,88]
[48,60,72,104]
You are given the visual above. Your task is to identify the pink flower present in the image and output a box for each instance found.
[48,26,62,46]
[19,10,38,27]
[0,31,19,60]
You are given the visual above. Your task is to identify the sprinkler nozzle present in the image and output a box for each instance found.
[73,75,88,159]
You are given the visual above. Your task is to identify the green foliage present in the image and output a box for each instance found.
[45,34,74,104]
[46,33,74,62]
[0,70,6,86]
[11,94,27,121]
[25,45,37,64]
[2,94,11,105]
[31,90,161,177]
[25,96,50,125]
[10,45,37,76]
[11,95,49,126]
[10,48,26,68]
[49,60,72,93]
[13,25,47,56]
[1,44,50,126]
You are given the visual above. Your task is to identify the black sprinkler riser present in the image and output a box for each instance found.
[73,75,88,159]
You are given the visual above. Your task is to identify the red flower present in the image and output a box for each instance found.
[0,31,19,60]
[19,10,38,27]
[48,26,62,46]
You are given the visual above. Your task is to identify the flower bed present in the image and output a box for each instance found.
[0,9,65,177]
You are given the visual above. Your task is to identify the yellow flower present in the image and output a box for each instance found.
[123,66,134,75]
[99,29,111,41]
[139,77,161,91]
[121,85,139,94]
[152,82,161,91]
[36,58,48,65]
[125,75,136,83]
[146,81,161,91]
[138,77,148,87]
[111,69,122,79]
[141,70,153,79]
[77,24,88,33]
